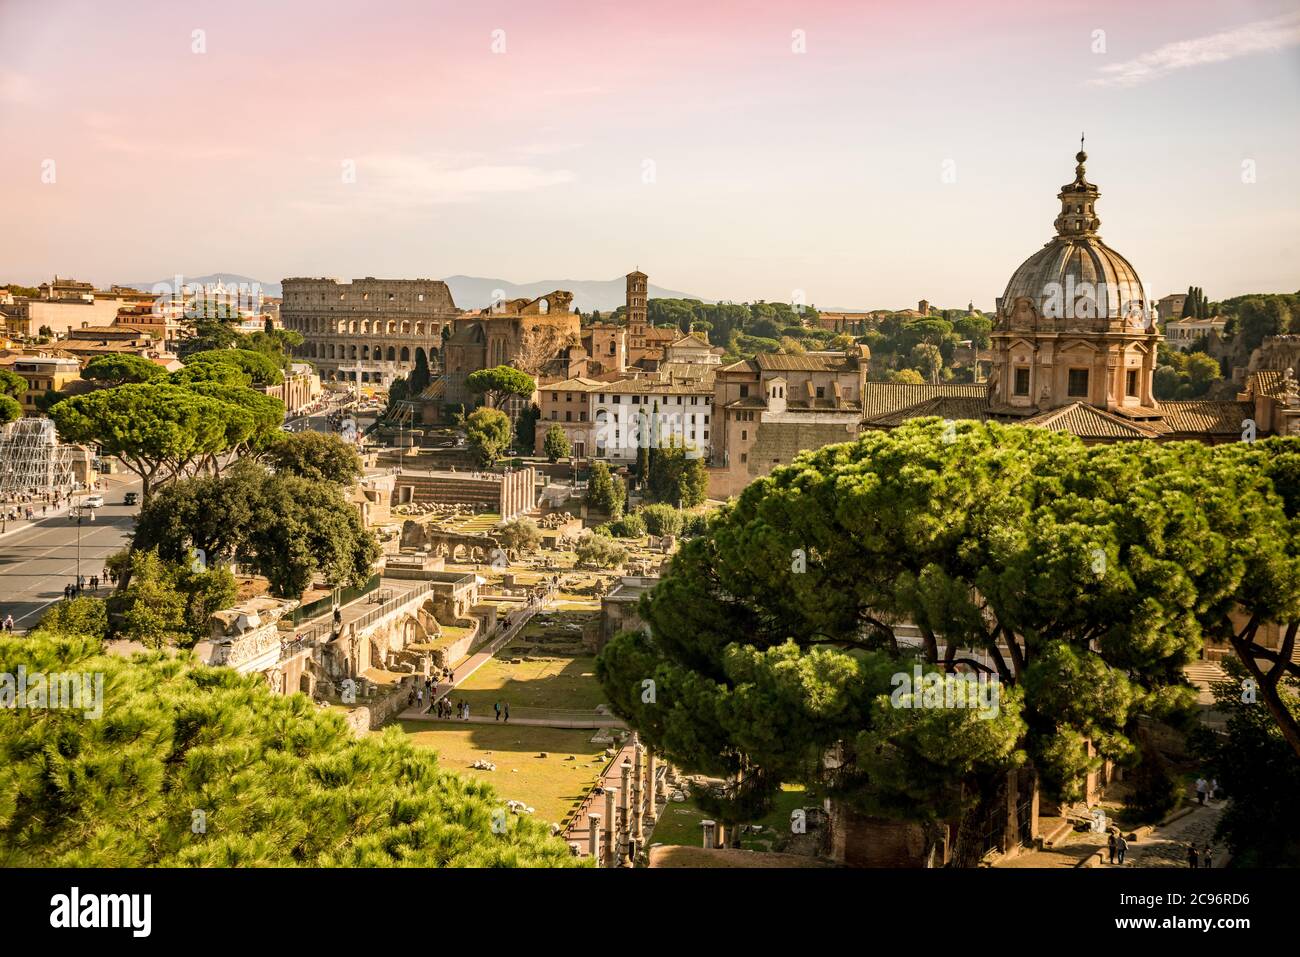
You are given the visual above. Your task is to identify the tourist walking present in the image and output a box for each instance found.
[2,614,13,633]
[494,701,501,721]
[1116,834,1127,865]
[503,701,510,722]
[1202,844,1213,868]
[1187,844,1199,868]
[1107,831,1117,865]
[1195,777,1208,805]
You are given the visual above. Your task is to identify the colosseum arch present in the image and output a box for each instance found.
[401,320,411,335]
[400,346,410,362]
[386,346,396,361]
[348,320,358,334]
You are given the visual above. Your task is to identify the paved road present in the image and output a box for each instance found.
[0,475,141,630]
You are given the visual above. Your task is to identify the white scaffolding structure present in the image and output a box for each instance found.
[0,417,77,498]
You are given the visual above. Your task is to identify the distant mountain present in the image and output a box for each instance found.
[441,275,708,312]
[116,273,706,312]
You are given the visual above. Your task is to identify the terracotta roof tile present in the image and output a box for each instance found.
[1158,400,1255,435]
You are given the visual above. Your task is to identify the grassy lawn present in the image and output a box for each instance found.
[394,721,606,825]
[650,785,811,852]
[455,651,604,712]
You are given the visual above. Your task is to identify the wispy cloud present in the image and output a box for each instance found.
[289,153,576,215]
[1090,11,1300,87]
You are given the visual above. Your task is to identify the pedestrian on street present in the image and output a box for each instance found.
[1116,834,1127,865]
[1107,831,1117,865]
[1202,844,1213,868]
[1188,844,1199,868]
[503,701,510,722]
[494,701,501,721]
[1195,777,1208,805]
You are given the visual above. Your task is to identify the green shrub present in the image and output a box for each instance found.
[607,513,646,538]
[639,504,683,537]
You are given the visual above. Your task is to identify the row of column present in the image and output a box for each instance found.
[577,733,670,867]
[497,467,537,520]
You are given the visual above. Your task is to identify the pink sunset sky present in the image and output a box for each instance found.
[1,0,1298,309]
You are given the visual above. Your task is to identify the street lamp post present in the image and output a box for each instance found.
[74,507,82,590]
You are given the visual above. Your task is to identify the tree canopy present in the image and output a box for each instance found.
[584,461,625,518]
[49,383,242,501]
[466,365,536,409]
[264,430,363,485]
[81,353,166,386]
[645,441,708,508]
[184,348,284,386]
[543,423,571,463]
[132,460,380,600]
[597,421,1300,864]
[465,407,512,467]
[0,632,582,867]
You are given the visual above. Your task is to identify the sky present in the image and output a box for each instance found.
[1,0,1298,310]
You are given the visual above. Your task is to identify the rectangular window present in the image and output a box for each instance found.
[1013,367,1031,396]
[741,430,747,441]
[1068,368,1090,397]
[565,411,572,422]
[816,387,825,399]
[739,385,749,398]
[740,453,748,464]
[1126,370,1138,397]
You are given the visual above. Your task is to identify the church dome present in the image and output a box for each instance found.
[997,146,1150,333]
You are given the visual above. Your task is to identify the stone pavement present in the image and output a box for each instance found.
[1121,802,1228,869]
[996,801,1228,869]
[402,708,624,729]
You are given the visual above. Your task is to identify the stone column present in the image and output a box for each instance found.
[618,759,632,863]
[603,787,618,868]
[645,750,659,826]
[631,739,645,845]
[586,813,601,860]
[701,819,716,849]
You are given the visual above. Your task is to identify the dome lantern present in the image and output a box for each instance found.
[1053,134,1101,238]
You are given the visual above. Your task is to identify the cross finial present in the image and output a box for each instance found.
[1080,131,1085,152]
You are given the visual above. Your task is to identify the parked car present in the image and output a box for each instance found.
[83,494,104,508]
[123,492,138,506]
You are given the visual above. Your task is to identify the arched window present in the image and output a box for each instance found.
[400,346,410,362]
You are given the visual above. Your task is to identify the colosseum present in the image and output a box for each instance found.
[280,277,460,386]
